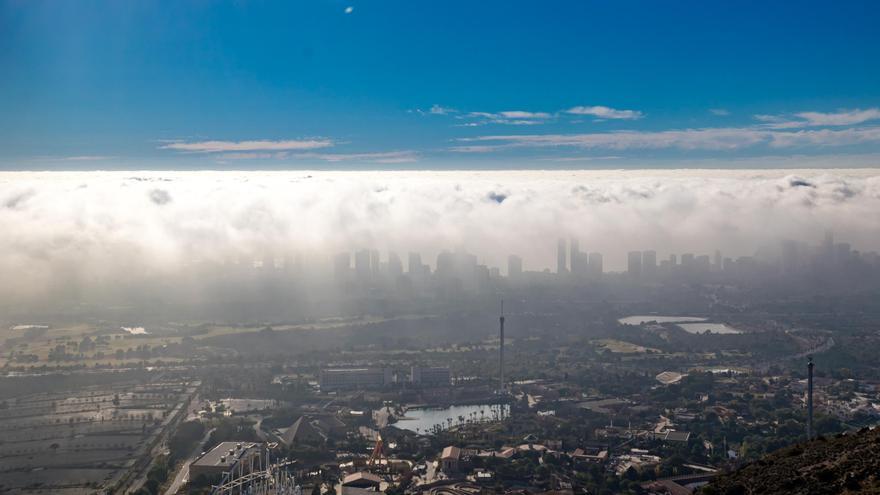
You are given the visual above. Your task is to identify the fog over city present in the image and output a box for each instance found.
[5,2,880,493]
[1,169,879,306]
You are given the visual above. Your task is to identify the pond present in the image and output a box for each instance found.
[120,326,148,335]
[395,403,509,434]
[618,315,707,325]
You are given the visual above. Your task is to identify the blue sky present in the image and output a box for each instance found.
[2,0,880,169]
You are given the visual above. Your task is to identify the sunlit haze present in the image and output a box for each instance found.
[3,2,880,494]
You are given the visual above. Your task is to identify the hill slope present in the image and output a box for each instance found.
[702,427,880,495]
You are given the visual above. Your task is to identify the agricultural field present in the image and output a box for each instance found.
[0,371,198,494]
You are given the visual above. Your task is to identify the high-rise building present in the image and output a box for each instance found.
[570,238,581,273]
[387,251,403,279]
[642,250,657,277]
[627,251,642,277]
[436,249,478,290]
[557,239,567,274]
[507,255,523,278]
[408,252,422,273]
[355,249,372,284]
[370,249,380,280]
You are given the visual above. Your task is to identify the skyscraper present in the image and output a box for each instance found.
[387,251,403,279]
[570,238,580,274]
[557,239,567,274]
[507,255,523,279]
[408,252,422,274]
[355,249,372,284]
[370,249,380,280]
[642,250,657,277]
[627,251,642,277]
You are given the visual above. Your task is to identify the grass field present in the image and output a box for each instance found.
[593,338,661,354]
[2,314,424,367]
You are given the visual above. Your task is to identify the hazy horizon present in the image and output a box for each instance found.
[2,167,878,310]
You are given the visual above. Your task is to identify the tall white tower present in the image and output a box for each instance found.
[499,300,505,393]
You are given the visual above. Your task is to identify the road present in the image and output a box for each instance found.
[119,383,200,494]
[164,427,215,495]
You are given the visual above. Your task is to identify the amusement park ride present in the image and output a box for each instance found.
[209,432,390,494]
[367,433,388,470]
[210,443,301,495]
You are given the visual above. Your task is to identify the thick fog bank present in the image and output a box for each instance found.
[1,169,879,305]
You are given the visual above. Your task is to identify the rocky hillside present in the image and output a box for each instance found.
[702,427,880,494]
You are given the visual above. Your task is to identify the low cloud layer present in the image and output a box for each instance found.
[0,169,879,306]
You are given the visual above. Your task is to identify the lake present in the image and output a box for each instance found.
[618,315,707,325]
[395,403,509,434]
[677,323,743,335]
[10,324,49,331]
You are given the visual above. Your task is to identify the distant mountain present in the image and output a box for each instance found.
[701,427,880,495]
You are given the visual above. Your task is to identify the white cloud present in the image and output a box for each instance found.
[756,108,880,129]
[218,152,291,160]
[428,104,640,125]
[538,156,622,162]
[796,108,880,126]
[767,127,880,148]
[461,110,553,126]
[565,105,643,120]
[456,128,765,151]
[710,108,731,116]
[429,104,456,115]
[344,6,354,14]
[161,139,333,153]
[454,126,880,152]
[294,151,419,163]
[216,149,419,163]
[497,111,552,119]
[447,145,501,153]
[31,155,116,162]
